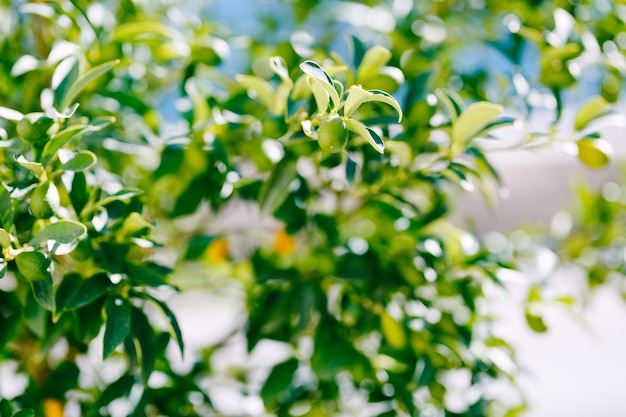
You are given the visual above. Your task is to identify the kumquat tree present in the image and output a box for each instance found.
[0,0,625,416]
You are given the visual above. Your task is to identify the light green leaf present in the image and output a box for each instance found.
[269,56,293,88]
[386,141,413,166]
[452,102,503,145]
[574,96,610,131]
[308,77,330,113]
[525,311,548,333]
[0,185,13,231]
[0,228,11,248]
[59,150,97,171]
[42,124,89,166]
[577,137,612,168]
[345,118,384,154]
[299,61,340,109]
[59,59,120,111]
[103,295,131,359]
[113,22,184,42]
[434,89,464,121]
[53,57,80,110]
[15,155,44,176]
[235,74,274,111]
[95,188,143,208]
[29,220,87,247]
[344,86,402,122]
[356,45,392,82]
[0,106,24,122]
[472,116,518,139]
[259,155,298,214]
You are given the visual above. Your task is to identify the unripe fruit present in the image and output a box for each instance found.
[17,112,54,144]
[318,117,348,153]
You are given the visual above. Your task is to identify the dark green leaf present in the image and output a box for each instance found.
[12,410,35,417]
[124,262,167,287]
[0,185,13,231]
[260,358,298,408]
[103,296,131,359]
[53,57,80,110]
[64,273,113,310]
[133,292,184,356]
[131,307,157,382]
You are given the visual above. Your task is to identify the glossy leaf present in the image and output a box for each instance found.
[64,274,113,310]
[345,118,384,154]
[16,252,54,311]
[344,86,402,122]
[299,60,340,109]
[41,124,88,166]
[59,150,97,171]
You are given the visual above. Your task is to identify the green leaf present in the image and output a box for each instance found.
[0,400,11,417]
[15,155,44,176]
[55,273,82,313]
[525,311,548,333]
[269,56,293,88]
[344,86,402,122]
[29,220,87,247]
[577,137,612,169]
[113,21,184,42]
[12,410,35,417]
[131,307,157,383]
[356,45,392,82]
[452,102,503,145]
[0,185,13,231]
[64,273,113,310]
[16,252,55,311]
[59,150,97,171]
[259,155,298,214]
[345,118,385,154]
[235,74,275,111]
[103,296,131,359]
[0,106,24,122]
[299,61,340,109]
[133,292,184,356]
[95,188,143,208]
[124,262,168,288]
[260,358,298,408]
[23,290,47,336]
[574,97,610,131]
[381,311,407,349]
[53,57,80,110]
[16,252,51,281]
[434,89,464,121]
[0,228,10,248]
[472,116,517,139]
[59,60,120,111]
[307,77,330,113]
[42,124,88,166]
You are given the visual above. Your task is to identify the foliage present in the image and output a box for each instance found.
[0,0,624,416]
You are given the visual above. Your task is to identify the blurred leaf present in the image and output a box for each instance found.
[16,252,55,311]
[259,155,298,214]
[356,45,392,82]
[0,185,14,231]
[435,89,464,121]
[59,59,120,111]
[131,307,158,382]
[103,296,131,359]
[134,292,184,356]
[59,150,97,171]
[260,358,298,409]
[525,311,548,333]
[452,102,503,145]
[577,137,612,168]
[381,311,407,349]
[113,21,184,42]
[64,273,113,310]
[574,97,610,131]
[0,106,23,122]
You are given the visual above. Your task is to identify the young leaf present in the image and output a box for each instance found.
[452,102,503,145]
[299,61,340,109]
[574,96,610,131]
[113,21,184,42]
[59,60,120,111]
[356,45,392,82]
[103,296,131,359]
[308,77,330,113]
[525,311,548,333]
[577,137,612,169]
[29,220,87,247]
[15,252,55,311]
[344,86,402,121]
[53,57,80,110]
[434,89,465,121]
[15,156,44,176]
[269,56,293,88]
[345,118,385,154]
[259,155,298,214]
